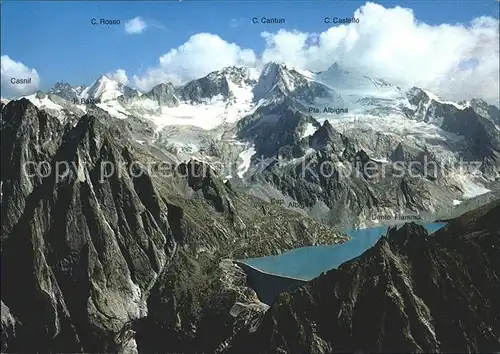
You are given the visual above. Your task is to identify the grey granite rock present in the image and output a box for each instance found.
[0,99,347,353]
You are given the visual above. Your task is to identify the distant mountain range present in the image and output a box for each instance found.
[2,61,499,228]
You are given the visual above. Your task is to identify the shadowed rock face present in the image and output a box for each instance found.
[3,95,497,353]
[468,98,500,127]
[234,262,306,305]
[252,63,342,106]
[179,67,255,104]
[227,199,500,354]
[1,100,172,353]
[251,119,441,228]
[143,82,179,107]
[405,87,500,178]
[0,99,347,353]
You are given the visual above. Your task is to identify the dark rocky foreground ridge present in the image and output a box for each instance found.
[0,99,347,353]
[227,199,500,353]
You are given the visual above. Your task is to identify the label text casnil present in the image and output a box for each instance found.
[10,78,32,84]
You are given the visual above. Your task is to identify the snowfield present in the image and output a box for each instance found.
[11,62,497,201]
[121,78,257,131]
[24,94,64,111]
[237,145,256,178]
[309,102,469,166]
[135,96,255,131]
[423,89,468,110]
[301,123,318,138]
[97,101,129,119]
[454,174,491,199]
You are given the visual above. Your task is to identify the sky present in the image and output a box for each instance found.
[1,0,499,104]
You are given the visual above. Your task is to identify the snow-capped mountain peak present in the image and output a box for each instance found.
[206,66,253,84]
[48,82,85,102]
[12,61,499,144]
[253,61,342,106]
[315,63,394,92]
[80,75,132,102]
[178,66,257,104]
[257,62,303,93]
[144,82,179,107]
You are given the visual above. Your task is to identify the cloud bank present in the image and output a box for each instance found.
[1,55,41,97]
[130,2,498,104]
[2,2,497,105]
[107,69,129,85]
[132,33,256,91]
[259,3,499,104]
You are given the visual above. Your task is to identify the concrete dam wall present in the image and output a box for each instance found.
[234,261,306,305]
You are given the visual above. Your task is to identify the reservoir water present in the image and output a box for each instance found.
[242,223,446,281]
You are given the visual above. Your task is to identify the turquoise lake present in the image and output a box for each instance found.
[243,223,446,280]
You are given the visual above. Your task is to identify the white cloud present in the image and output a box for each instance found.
[107,69,129,85]
[132,33,257,91]
[259,2,499,104]
[125,17,147,34]
[129,2,499,104]
[1,55,40,98]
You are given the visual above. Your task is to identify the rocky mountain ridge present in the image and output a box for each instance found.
[2,60,500,353]
[5,62,500,229]
[227,198,500,353]
[0,98,348,353]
